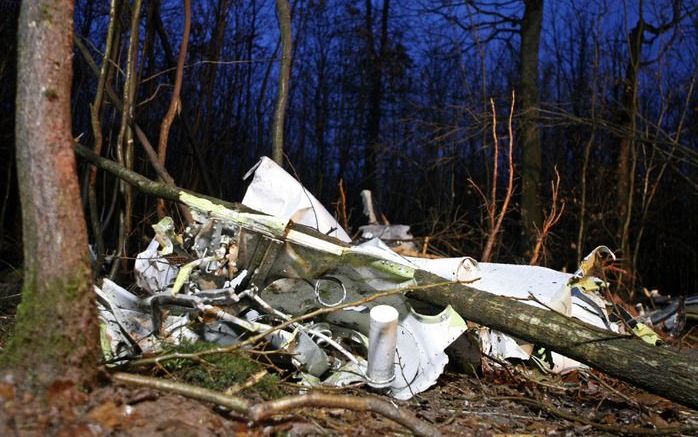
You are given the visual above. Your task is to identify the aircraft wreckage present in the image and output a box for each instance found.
[85,152,695,408]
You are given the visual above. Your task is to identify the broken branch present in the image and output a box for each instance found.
[112,372,440,436]
[112,372,250,414]
[248,393,441,437]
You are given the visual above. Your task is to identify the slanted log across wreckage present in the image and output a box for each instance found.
[411,271,698,409]
[75,143,698,409]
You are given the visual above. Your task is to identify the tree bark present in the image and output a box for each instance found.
[158,0,191,171]
[271,0,292,165]
[411,270,698,409]
[616,18,643,288]
[364,0,390,203]
[4,0,98,388]
[519,0,544,248]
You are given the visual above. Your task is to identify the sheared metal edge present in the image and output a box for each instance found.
[179,191,416,280]
[390,305,467,400]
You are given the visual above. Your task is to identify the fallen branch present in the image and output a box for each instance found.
[412,270,698,409]
[74,143,239,213]
[112,372,250,414]
[249,393,440,437]
[112,372,440,436]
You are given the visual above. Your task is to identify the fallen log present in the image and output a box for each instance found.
[411,270,698,409]
[75,145,698,409]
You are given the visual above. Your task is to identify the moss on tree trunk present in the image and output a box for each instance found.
[1,0,98,389]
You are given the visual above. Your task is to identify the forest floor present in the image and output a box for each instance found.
[1,275,697,436]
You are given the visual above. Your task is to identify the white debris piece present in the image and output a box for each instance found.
[134,239,178,294]
[407,256,481,283]
[97,155,621,403]
[242,156,351,242]
[390,305,467,400]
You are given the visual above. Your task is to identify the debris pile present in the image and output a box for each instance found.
[96,157,643,400]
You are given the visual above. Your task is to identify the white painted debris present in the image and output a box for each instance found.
[242,156,351,242]
[134,239,178,294]
[367,305,399,388]
[390,305,467,400]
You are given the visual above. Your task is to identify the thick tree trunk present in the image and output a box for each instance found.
[411,270,698,409]
[519,0,544,248]
[3,0,98,388]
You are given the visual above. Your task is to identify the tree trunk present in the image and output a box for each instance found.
[616,19,643,288]
[411,270,698,409]
[3,0,98,388]
[519,0,544,248]
[364,0,390,204]
[272,0,292,165]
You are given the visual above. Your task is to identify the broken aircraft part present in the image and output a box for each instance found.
[97,156,626,400]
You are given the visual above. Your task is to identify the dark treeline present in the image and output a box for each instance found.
[1,0,697,297]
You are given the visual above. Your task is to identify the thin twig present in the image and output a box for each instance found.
[127,281,450,367]
[224,370,268,395]
[481,91,516,262]
[157,0,191,218]
[112,372,250,414]
[530,166,565,265]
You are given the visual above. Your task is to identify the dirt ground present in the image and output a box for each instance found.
[1,362,697,436]
[1,276,697,436]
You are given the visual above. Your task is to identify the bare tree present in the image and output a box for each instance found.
[519,0,544,248]
[272,0,292,165]
[364,0,391,203]
[615,0,685,290]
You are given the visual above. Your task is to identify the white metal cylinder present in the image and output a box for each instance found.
[366,304,398,388]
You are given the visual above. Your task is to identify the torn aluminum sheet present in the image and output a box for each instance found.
[96,279,199,361]
[134,239,178,294]
[242,156,351,242]
[390,305,466,400]
[447,258,617,364]
[359,224,419,254]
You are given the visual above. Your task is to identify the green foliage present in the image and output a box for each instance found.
[161,342,283,399]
